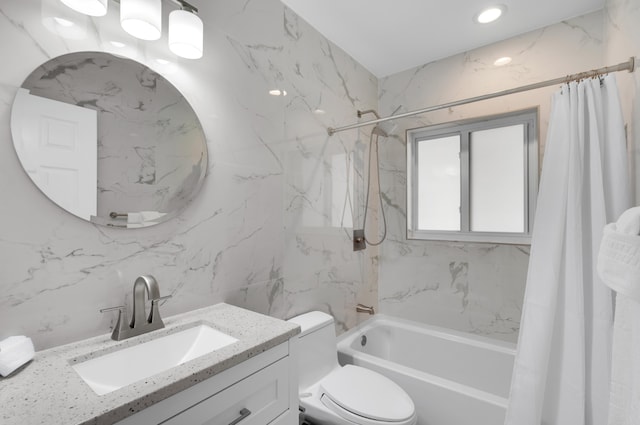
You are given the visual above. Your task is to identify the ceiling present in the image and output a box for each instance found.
[280,0,605,78]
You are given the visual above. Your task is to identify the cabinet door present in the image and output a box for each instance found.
[161,356,289,425]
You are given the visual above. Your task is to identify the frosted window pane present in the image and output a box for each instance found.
[470,125,524,232]
[417,135,460,231]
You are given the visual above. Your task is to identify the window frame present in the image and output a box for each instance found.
[406,108,539,244]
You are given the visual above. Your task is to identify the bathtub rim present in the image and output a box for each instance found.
[338,314,517,355]
[336,314,517,408]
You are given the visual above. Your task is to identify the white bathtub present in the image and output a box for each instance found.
[336,315,516,425]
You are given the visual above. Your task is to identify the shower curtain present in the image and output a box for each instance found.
[504,74,630,425]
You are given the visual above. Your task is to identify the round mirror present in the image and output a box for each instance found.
[11,51,207,228]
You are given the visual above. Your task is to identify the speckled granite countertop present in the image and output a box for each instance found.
[0,303,299,425]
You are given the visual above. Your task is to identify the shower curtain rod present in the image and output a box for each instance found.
[327,57,636,136]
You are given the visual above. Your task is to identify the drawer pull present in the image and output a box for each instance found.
[228,408,251,425]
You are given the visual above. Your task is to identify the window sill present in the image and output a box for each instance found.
[407,230,531,245]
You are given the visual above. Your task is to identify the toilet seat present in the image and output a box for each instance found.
[319,365,416,424]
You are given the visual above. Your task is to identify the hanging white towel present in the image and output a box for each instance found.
[598,206,640,302]
[127,211,166,227]
[597,206,640,425]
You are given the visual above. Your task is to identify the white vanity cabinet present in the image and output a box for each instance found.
[116,341,298,425]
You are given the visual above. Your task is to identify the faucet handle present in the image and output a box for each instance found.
[100,305,126,313]
[100,306,129,341]
[153,295,172,303]
[148,295,171,327]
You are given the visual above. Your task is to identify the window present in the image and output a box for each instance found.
[407,109,538,244]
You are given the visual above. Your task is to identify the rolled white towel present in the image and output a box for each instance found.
[0,336,35,377]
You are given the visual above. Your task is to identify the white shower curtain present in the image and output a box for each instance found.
[504,74,630,425]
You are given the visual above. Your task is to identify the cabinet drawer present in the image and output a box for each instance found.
[161,356,289,425]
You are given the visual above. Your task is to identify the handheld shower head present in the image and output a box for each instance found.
[371,120,398,138]
[371,126,388,137]
[357,109,398,138]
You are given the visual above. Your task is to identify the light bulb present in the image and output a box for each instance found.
[476,5,506,24]
[494,57,512,66]
[168,9,204,59]
[60,0,107,16]
[120,0,162,41]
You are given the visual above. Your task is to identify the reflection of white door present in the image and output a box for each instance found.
[11,88,97,221]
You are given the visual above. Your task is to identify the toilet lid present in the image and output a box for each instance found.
[319,365,415,422]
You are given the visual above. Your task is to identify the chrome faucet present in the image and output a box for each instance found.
[356,303,375,315]
[101,275,171,341]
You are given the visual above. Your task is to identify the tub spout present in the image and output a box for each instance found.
[356,304,375,315]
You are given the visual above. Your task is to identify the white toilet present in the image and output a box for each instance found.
[288,311,417,425]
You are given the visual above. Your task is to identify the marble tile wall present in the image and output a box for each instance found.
[605,0,640,203]
[377,11,605,342]
[278,9,379,333]
[1,1,634,351]
[0,0,377,349]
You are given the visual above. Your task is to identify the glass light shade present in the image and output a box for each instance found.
[169,9,203,59]
[60,0,107,16]
[120,0,162,41]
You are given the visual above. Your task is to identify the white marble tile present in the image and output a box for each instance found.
[2,0,634,352]
[0,0,377,349]
[377,12,605,343]
[605,0,640,203]
[280,7,378,332]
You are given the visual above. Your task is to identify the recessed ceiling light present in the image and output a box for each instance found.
[269,89,287,96]
[494,56,512,66]
[476,5,506,24]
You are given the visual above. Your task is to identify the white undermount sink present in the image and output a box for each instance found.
[72,324,238,395]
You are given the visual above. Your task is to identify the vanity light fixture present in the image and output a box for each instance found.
[120,0,162,40]
[475,5,506,24]
[58,0,205,59]
[168,1,203,59]
[60,0,108,17]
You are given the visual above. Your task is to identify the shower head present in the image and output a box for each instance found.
[371,125,388,137]
[357,109,398,138]
[371,120,398,138]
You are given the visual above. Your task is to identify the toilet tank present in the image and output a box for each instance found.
[288,311,339,391]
